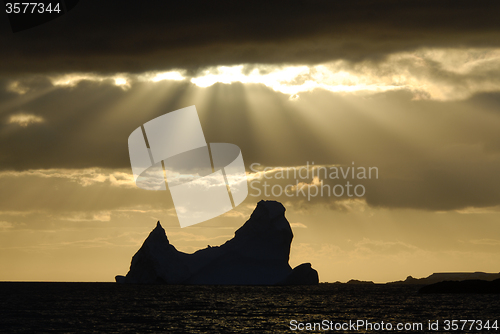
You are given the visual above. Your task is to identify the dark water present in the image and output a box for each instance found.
[0,283,499,333]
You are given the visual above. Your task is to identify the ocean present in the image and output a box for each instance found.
[0,282,498,333]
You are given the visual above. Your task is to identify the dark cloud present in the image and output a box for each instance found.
[2,77,500,211]
[0,171,172,212]
[2,0,500,74]
[0,79,344,170]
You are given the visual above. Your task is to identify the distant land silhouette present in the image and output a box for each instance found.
[328,272,500,287]
[419,279,500,294]
[345,279,375,285]
[389,272,500,285]
[116,200,319,285]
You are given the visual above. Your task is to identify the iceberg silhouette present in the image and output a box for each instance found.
[116,200,319,285]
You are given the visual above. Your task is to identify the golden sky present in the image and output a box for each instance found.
[1,1,500,283]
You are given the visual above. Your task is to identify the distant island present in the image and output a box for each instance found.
[419,279,500,294]
[330,272,500,287]
[344,279,375,285]
[389,272,500,285]
[116,200,319,285]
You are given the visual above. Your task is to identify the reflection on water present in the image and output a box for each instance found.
[0,283,498,333]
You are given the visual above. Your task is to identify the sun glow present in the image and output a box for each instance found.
[7,113,45,127]
[190,64,405,96]
[20,47,500,101]
[148,71,186,82]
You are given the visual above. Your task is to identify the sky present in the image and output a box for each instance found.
[1,0,500,283]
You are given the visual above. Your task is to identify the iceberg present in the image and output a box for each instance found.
[116,200,319,285]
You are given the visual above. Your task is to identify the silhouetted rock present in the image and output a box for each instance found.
[278,263,319,285]
[117,200,319,285]
[123,221,191,284]
[115,275,126,283]
[346,279,375,285]
[389,272,500,285]
[419,279,500,294]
